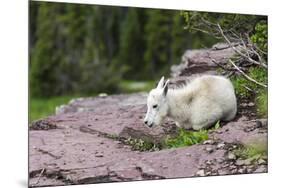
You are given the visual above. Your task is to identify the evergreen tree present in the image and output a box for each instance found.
[30,2,263,97]
[144,9,174,78]
[30,3,65,97]
[171,13,192,65]
[117,8,146,80]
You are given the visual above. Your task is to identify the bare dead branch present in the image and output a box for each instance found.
[34,168,45,185]
[229,59,267,88]
[246,34,267,55]
[245,34,267,65]
[241,84,256,94]
[217,23,268,69]
[207,53,235,71]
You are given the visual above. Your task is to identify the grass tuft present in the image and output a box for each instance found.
[29,95,77,122]
[231,66,267,118]
[165,128,209,148]
[233,145,267,160]
[256,90,268,118]
[123,137,161,151]
[231,66,267,99]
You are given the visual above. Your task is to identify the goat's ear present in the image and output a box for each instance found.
[157,76,165,89]
[163,79,170,96]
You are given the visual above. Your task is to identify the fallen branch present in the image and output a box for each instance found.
[229,59,267,88]
[207,53,234,71]
[34,168,45,185]
[242,84,256,94]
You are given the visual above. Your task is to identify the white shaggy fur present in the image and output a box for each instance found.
[144,75,237,130]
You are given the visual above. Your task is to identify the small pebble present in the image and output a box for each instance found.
[248,102,255,107]
[203,140,214,145]
[215,130,223,134]
[254,166,267,173]
[244,159,252,165]
[258,158,266,165]
[217,143,225,149]
[196,169,205,176]
[246,167,253,173]
[222,163,230,168]
[228,153,236,160]
[235,160,245,166]
[205,147,214,153]
[238,169,245,173]
[205,171,211,176]
[229,165,236,169]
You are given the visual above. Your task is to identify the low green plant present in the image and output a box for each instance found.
[233,145,267,160]
[214,120,220,130]
[107,134,119,140]
[165,128,208,148]
[231,66,267,118]
[256,90,268,118]
[231,66,267,99]
[250,20,268,54]
[123,137,161,151]
[29,95,77,122]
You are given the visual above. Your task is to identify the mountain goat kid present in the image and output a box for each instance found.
[144,75,237,130]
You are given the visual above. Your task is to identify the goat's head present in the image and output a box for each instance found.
[144,76,169,128]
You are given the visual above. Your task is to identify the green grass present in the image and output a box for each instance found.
[231,67,267,99]
[29,95,77,122]
[165,128,209,148]
[118,80,156,93]
[231,66,268,118]
[233,145,267,160]
[256,90,268,118]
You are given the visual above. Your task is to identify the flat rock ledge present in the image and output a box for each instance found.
[29,93,267,187]
[170,43,242,79]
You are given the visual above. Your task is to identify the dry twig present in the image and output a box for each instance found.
[34,168,45,185]
[229,59,267,88]
[217,23,268,69]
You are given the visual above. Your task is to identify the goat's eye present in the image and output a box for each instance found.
[152,104,158,109]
